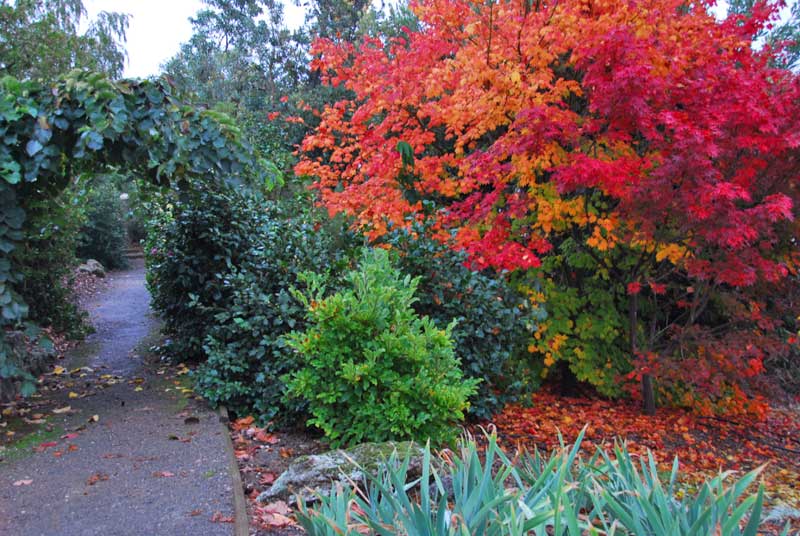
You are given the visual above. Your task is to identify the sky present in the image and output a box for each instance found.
[83,0,307,78]
[84,0,794,79]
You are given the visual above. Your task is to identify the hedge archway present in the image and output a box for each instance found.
[0,70,279,390]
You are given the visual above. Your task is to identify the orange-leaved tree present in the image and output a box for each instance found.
[296,0,800,415]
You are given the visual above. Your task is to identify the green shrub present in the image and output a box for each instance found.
[380,222,543,419]
[193,197,360,423]
[76,180,129,270]
[297,430,782,536]
[285,248,479,447]
[13,192,88,339]
[145,185,268,361]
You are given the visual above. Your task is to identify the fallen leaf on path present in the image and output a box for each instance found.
[88,415,99,423]
[254,430,279,444]
[52,366,66,375]
[233,416,254,430]
[210,511,234,523]
[279,447,294,458]
[52,406,71,414]
[261,501,290,515]
[86,473,109,486]
[152,471,175,478]
[38,441,58,449]
[188,509,202,517]
[23,417,46,425]
[61,433,79,440]
[68,444,78,452]
[255,501,294,528]
[259,472,277,486]
[68,392,79,399]
[13,479,33,486]
[134,387,143,392]
[53,450,62,457]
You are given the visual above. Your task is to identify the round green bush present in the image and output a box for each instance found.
[285,248,479,447]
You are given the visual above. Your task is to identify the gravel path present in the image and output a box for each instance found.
[0,261,235,535]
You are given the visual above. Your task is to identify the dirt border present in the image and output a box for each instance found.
[219,405,250,536]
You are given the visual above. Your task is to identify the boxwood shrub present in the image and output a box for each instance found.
[379,222,543,419]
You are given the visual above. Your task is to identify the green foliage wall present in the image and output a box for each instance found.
[145,186,273,362]
[380,223,543,420]
[12,189,88,338]
[195,195,360,422]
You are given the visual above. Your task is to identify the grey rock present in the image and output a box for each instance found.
[256,441,426,504]
[78,258,106,277]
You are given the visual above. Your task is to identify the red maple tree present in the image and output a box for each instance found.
[296,0,800,415]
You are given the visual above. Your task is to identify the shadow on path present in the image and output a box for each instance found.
[0,261,235,536]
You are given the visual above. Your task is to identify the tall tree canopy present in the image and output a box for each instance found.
[0,0,129,80]
[297,0,800,414]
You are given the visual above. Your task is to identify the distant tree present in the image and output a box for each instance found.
[729,0,800,70]
[163,0,305,106]
[301,0,370,42]
[162,0,307,169]
[0,0,128,80]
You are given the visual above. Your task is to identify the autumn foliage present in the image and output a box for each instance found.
[296,0,800,414]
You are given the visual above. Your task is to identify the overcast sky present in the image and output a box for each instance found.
[83,0,307,78]
[84,1,794,79]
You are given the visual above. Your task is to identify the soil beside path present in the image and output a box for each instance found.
[0,261,236,536]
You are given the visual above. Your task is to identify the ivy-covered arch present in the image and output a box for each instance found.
[1,70,279,389]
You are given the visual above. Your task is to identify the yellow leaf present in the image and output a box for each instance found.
[68,392,79,399]
[53,366,66,375]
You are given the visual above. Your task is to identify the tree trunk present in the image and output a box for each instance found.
[641,374,656,415]
[630,291,656,415]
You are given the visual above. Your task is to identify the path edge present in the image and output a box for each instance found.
[218,405,249,536]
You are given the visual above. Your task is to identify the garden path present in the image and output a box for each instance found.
[0,261,236,535]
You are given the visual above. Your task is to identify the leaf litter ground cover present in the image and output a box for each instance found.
[230,389,799,534]
[486,389,800,513]
[229,415,324,535]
